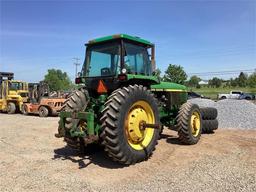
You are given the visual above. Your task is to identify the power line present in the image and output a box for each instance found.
[188,69,255,76]
[73,58,80,78]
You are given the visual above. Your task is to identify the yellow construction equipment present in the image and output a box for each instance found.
[0,72,29,114]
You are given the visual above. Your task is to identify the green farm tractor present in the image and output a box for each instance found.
[55,34,218,164]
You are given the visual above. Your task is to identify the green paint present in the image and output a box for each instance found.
[98,94,107,104]
[58,93,108,139]
[126,74,159,84]
[88,34,153,46]
[59,111,95,137]
[94,124,101,135]
[159,105,180,127]
[180,92,188,103]
[86,112,94,135]
[151,81,187,91]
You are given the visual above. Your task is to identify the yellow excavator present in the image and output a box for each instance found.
[0,72,29,114]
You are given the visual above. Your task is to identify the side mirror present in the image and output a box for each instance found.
[77,72,82,77]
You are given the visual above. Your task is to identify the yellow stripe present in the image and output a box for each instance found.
[151,89,186,92]
[165,89,186,92]
[150,89,163,91]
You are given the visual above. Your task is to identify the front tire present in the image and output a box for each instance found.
[100,85,160,165]
[38,106,49,117]
[7,102,16,114]
[177,102,202,145]
[21,104,29,115]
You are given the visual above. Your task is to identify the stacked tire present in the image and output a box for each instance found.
[200,107,218,133]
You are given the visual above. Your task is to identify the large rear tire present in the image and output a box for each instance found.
[100,85,160,165]
[177,102,202,145]
[7,102,16,114]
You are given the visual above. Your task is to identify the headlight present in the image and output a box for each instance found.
[121,68,127,74]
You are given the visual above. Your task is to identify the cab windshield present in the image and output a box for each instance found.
[123,42,151,75]
[84,42,120,77]
[9,82,24,90]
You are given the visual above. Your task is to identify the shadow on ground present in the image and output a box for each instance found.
[160,133,186,145]
[53,144,127,169]
[53,132,194,169]
[162,131,216,145]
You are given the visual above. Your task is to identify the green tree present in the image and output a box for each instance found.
[163,64,187,84]
[248,72,256,88]
[223,80,230,88]
[208,77,222,88]
[237,72,247,87]
[230,77,239,87]
[44,69,73,91]
[188,75,201,87]
[230,78,236,87]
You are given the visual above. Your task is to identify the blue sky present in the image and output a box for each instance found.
[0,0,255,82]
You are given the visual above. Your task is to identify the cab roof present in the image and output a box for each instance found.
[87,34,153,46]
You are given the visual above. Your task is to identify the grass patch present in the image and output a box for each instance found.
[188,87,256,100]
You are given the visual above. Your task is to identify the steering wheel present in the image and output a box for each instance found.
[101,67,111,76]
[124,58,133,73]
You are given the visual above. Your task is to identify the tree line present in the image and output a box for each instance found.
[157,64,256,88]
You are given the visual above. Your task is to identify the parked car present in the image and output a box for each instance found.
[218,90,255,100]
[239,92,255,100]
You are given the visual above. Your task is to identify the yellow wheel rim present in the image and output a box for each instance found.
[190,111,201,137]
[78,121,87,132]
[125,100,155,150]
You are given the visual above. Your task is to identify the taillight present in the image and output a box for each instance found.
[75,77,81,84]
[118,74,127,81]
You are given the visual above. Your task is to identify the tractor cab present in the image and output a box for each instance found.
[76,34,159,94]
[7,80,29,99]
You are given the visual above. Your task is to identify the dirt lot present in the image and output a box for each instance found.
[0,114,256,192]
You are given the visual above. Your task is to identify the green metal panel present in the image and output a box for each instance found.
[88,34,153,46]
[151,81,187,92]
[126,74,160,84]
[59,111,95,137]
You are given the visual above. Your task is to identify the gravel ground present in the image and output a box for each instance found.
[0,114,256,192]
[189,98,256,129]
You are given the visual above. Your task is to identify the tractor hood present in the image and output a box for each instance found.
[151,81,187,92]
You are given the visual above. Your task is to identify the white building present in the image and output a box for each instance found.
[199,80,208,85]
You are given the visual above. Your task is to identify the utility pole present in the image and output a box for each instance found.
[73,58,80,78]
